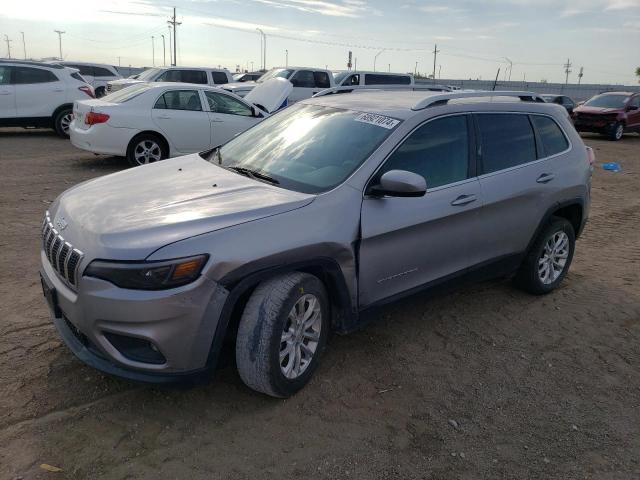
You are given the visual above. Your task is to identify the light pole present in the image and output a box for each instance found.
[503,57,513,82]
[151,36,155,66]
[161,35,166,66]
[256,28,266,70]
[414,61,418,76]
[20,32,26,59]
[285,49,288,68]
[373,49,384,72]
[54,30,65,60]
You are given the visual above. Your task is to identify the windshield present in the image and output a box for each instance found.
[333,71,350,85]
[584,94,629,109]
[102,83,154,103]
[137,68,162,81]
[257,68,295,83]
[210,103,400,194]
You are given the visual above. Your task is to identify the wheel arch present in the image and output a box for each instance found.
[204,258,357,370]
[51,103,74,123]
[527,199,585,256]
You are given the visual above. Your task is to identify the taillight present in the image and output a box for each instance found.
[79,85,95,98]
[85,112,110,125]
[586,146,595,170]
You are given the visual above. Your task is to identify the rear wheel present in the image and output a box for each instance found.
[126,133,168,167]
[235,272,329,398]
[514,217,575,295]
[53,108,73,138]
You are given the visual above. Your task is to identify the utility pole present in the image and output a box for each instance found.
[414,61,418,76]
[578,66,584,85]
[117,56,121,67]
[151,36,155,66]
[167,7,181,66]
[54,30,65,60]
[438,64,441,79]
[354,57,357,70]
[373,49,384,71]
[503,57,513,82]
[256,28,266,70]
[4,35,12,59]
[285,49,288,68]
[388,63,390,72]
[563,58,572,85]
[432,43,439,83]
[161,35,166,66]
[20,32,26,59]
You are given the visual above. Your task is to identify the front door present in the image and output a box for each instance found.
[151,89,211,153]
[203,90,260,146]
[359,114,482,307]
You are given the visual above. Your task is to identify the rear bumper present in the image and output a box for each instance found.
[69,120,133,156]
[41,250,230,384]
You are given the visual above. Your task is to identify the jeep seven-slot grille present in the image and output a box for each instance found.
[42,213,84,288]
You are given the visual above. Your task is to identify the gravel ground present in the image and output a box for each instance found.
[0,128,639,480]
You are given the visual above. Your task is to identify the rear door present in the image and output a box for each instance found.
[203,90,260,146]
[474,113,569,264]
[358,114,483,307]
[13,66,65,117]
[151,89,211,153]
[0,66,16,119]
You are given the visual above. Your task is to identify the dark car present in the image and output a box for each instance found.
[572,92,640,140]
[542,94,575,114]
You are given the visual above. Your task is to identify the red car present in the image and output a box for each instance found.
[572,92,640,140]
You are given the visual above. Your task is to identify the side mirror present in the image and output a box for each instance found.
[627,105,638,111]
[369,170,427,198]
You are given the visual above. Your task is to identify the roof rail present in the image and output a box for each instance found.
[313,84,452,98]
[412,91,545,110]
[0,59,65,69]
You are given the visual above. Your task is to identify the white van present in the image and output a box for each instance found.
[333,71,414,88]
[59,61,122,98]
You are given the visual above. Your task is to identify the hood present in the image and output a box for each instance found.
[221,82,257,97]
[51,154,314,260]
[574,105,622,114]
[244,78,292,113]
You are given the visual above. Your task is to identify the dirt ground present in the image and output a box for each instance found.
[0,128,639,480]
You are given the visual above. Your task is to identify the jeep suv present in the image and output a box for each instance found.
[0,60,95,137]
[572,91,640,140]
[40,91,593,397]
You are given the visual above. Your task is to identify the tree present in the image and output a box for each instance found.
[636,67,640,83]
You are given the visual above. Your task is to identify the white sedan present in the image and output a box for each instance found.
[69,79,292,166]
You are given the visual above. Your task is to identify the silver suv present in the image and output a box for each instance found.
[40,91,593,397]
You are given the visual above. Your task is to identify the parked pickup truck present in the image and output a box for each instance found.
[222,67,334,103]
[333,70,414,87]
[106,67,234,94]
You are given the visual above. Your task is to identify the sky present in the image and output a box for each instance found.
[0,0,639,84]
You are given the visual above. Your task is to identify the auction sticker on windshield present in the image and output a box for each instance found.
[354,112,400,129]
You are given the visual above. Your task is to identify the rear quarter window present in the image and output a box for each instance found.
[477,113,537,174]
[531,115,569,157]
[211,72,229,84]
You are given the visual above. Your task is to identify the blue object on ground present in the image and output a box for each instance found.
[602,162,621,172]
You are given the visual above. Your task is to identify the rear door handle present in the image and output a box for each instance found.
[450,194,477,206]
[210,118,224,123]
[157,115,172,120]
[536,173,555,184]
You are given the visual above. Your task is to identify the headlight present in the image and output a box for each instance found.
[84,255,208,290]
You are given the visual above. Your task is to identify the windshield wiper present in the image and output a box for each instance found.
[227,166,279,185]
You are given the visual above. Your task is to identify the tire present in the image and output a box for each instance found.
[514,216,575,295]
[609,122,624,141]
[235,272,330,398]
[126,133,168,167]
[53,108,73,138]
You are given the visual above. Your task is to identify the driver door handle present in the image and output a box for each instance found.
[210,117,224,123]
[536,173,555,184]
[450,194,477,206]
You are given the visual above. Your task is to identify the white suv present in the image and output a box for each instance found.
[59,61,122,98]
[106,66,233,94]
[0,60,95,137]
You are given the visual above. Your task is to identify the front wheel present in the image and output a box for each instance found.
[514,217,575,295]
[235,272,329,398]
[609,122,624,141]
[126,133,168,167]
[53,108,73,138]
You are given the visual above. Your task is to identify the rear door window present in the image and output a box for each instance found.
[211,71,229,84]
[13,67,58,84]
[313,71,331,88]
[154,90,203,111]
[530,115,569,158]
[476,113,537,174]
[378,115,470,188]
[290,70,315,88]
[179,70,207,84]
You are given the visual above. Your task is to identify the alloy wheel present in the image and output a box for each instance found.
[279,294,322,379]
[133,140,162,165]
[538,231,569,285]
